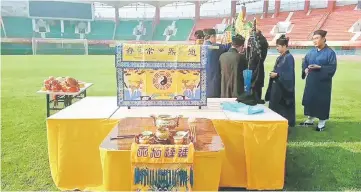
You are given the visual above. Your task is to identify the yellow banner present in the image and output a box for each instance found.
[122,44,201,63]
[131,143,194,164]
[131,143,194,191]
[123,69,202,100]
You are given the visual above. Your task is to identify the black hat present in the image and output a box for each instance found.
[232,34,245,46]
[313,29,327,37]
[204,28,216,36]
[276,34,289,46]
[194,30,205,39]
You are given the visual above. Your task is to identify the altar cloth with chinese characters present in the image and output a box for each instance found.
[130,143,195,191]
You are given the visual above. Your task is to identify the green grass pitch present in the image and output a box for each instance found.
[1,55,361,190]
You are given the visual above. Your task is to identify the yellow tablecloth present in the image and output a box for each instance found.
[213,120,288,189]
[46,97,288,190]
[47,119,118,190]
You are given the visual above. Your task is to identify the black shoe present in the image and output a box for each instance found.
[299,122,314,126]
[258,99,265,104]
[316,126,325,131]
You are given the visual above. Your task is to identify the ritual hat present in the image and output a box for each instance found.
[232,34,245,46]
[276,34,290,46]
[313,29,327,37]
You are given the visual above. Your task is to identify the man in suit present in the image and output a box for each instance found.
[219,35,248,98]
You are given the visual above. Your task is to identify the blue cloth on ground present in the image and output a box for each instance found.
[221,101,264,115]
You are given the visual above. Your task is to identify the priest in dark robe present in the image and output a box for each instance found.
[300,29,337,131]
[248,30,269,103]
[219,35,247,98]
[203,28,231,98]
[265,35,295,127]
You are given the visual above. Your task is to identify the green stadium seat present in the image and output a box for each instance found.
[115,20,138,40]
[2,16,33,38]
[46,20,62,38]
[34,33,42,38]
[63,20,80,39]
[139,20,153,41]
[87,20,115,40]
[169,19,194,41]
[0,25,5,38]
[153,20,173,41]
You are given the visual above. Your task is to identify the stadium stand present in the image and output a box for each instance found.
[0,28,4,38]
[2,7,359,42]
[247,12,289,41]
[169,19,195,41]
[190,18,224,41]
[139,20,153,41]
[46,20,62,39]
[287,8,328,41]
[321,5,361,41]
[153,20,174,41]
[63,20,80,39]
[87,20,115,40]
[115,20,139,40]
[0,19,5,38]
[1,1,360,55]
[2,16,33,38]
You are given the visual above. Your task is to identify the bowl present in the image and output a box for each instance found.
[176,131,188,137]
[142,131,152,136]
[173,135,184,144]
[139,135,150,144]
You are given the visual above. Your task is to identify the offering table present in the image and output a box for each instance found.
[111,98,288,190]
[99,117,224,191]
[46,97,288,191]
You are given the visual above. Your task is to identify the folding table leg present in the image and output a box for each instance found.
[68,96,73,105]
[46,94,50,117]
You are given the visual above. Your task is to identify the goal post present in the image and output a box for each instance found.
[32,38,88,55]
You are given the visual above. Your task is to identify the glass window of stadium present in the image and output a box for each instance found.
[280,0,305,12]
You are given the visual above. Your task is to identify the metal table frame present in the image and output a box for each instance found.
[37,83,93,117]
[45,91,87,117]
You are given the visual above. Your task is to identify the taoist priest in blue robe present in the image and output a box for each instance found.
[203,28,231,98]
[300,29,337,131]
[265,35,295,127]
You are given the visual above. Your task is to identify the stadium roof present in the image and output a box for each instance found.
[97,1,212,8]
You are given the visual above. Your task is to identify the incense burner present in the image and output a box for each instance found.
[150,114,182,130]
[151,114,182,140]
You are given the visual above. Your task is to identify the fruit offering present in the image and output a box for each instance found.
[42,76,84,92]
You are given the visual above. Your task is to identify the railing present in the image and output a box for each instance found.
[307,12,330,40]
[112,23,117,40]
[187,23,196,41]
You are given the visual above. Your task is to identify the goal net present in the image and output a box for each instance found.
[32,38,88,55]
